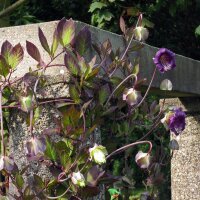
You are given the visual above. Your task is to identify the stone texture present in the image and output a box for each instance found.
[0,20,200,95]
[163,98,200,200]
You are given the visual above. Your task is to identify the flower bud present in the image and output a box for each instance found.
[134,26,149,41]
[71,171,85,187]
[123,88,141,106]
[0,155,15,172]
[25,136,46,161]
[20,95,33,112]
[135,151,150,169]
[89,144,108,165]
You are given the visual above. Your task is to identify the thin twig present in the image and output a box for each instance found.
[0,0,27,19]
[106,140,152,160]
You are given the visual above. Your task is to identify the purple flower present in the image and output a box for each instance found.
[161,107,186,135]
[153,48,176,73]
[169,108,186,135]
[25,136,46,161]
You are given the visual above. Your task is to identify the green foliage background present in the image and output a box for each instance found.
[5,0,200,60]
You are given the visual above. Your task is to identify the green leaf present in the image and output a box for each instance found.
[132,63,139,75]
[33,174,45,189]
[99,87,109,105]
[0,55,10,77]
[195,25,200,37]
[89,2,107,12]
[15,173,24,189]
[69,85,80,103]
[7,43,24,69]
[45,138,57,161]
[57,18,75,47]
[51,29,59,57]
[59,105,80,128]
[64,53,79,76]
[142,17,155,28]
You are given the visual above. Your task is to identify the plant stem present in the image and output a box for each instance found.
[135,67,157,109]
[106,140,152,160]
[0,88,5,156]
[105,73,136,106]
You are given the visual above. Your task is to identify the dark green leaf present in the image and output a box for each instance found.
[45,138,57,161]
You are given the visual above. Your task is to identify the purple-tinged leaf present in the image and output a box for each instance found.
[1,40,12,59]
[75,26,91,56]
[120,16,126,34]
[0,55,10,77]
[26,41,41,62]
[64,53,79,76]
[8,43,24,68]
[57,18,75,46]
[51,29,59,57]
[38,27,50,54]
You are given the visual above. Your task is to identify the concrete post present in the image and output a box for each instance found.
[161,98,200,200]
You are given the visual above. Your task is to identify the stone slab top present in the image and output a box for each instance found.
[0,20,200,97]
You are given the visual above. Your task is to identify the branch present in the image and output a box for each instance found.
[0,0,27,19]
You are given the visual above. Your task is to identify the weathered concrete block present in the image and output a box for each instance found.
[162,98,200,200]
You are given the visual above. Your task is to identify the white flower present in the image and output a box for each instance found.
[89,144,108,165]
[135,151,150,169]
[133,26,149,41]
[0,155,15,172]
[123,88,141,106]
[71,171,85,187]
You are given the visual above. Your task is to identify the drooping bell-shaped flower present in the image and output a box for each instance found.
[134,26,149,41]
[123,88,141,106]
[25,136,46,161]
[161,107,186,136]
[89,144,108,165]
[0,155,15,172]
[153,48,176,73]
[135,151,150,169]
[20,95,33,112]
[71,171,86,187]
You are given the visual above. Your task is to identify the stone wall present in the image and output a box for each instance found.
[162,98,200,200]
[0,20,200,200]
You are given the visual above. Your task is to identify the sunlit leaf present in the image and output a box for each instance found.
[120,16,126,34]
[64,53,79,76]
[51,29,59,57]
[57,18,75,47]
[0,55,10,77]
[69,85,80,103]
[45,138,57,161]
[89,2,107,12]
